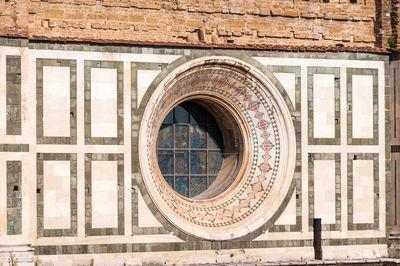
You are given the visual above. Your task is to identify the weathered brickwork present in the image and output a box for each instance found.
[0,0,28,37]
[0,0,384,48]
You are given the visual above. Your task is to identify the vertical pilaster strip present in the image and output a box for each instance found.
[7,161,22,235]
[6,56,21,135]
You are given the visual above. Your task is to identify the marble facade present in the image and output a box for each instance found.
[0,42,389,265]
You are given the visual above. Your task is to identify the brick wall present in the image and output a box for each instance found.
[0,0,391,49]
[0,0,28,37]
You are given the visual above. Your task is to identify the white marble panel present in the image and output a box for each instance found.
[275,188,296,225]
[313,74,335,138]
[352,75,373,139]
[43,160,70,229]
[92,160,118,228]
[274,72,296,107]
[91,68,117,138]
[353,160,374,224]
[43,66,70,137]
[137,70,160,107]
[138,190,162,227]
[314,160,336,224]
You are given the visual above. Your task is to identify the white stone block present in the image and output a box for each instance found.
[314,159,336,224]
[352,75,373,139]
[43,160,71,229]
[313,74,335,138]
[353,159,374,224]
[91,68,117,138]
[274,72,296,108]
[138,190,162,227]
[43,66,70,137]
[275,188,296,225]
[137,70,161,106]
[91,160,118,228]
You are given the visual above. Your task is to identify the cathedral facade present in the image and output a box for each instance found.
[0,0,397,264]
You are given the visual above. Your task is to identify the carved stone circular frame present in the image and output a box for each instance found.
[139,56,296,240]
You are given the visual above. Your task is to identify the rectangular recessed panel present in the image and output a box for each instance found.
[274,72,296,106]
[92,160,118,228]
[314,160,336,224]
[43,160,70,229]
[352,75,373,139]
[353,160,374,224]
[43,66,70,137]
[91,68,117,138]
[313,74,335,138]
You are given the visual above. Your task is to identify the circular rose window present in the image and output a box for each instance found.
[157,100,243,199]
[139,56,296,240]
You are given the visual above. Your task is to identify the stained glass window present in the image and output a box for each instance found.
[156,101,224,198]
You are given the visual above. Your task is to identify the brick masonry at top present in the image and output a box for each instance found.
[0,0,385,48]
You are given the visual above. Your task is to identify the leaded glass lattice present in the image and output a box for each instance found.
[156,101,224,198]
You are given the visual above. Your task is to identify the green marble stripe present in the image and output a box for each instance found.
[32,237,386,255]
[6,55,21,135]
[7,161,21,235]
[0,144,29,152]
[23,40,388,62]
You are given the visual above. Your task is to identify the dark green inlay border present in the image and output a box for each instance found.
[347,153,379,230]
[84,60,124,145]
[131,62,168,109]
[308,67,341,145]
[7,160,21,235]
[268,65,302,232]
[308,153,341,231]
[36,59,77,144]
[36,153,77,237]
[32,237,387,255]
[346,68,379,145]
[0,144,29,152]
[85,153,124,236]
[6,55,21,135]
